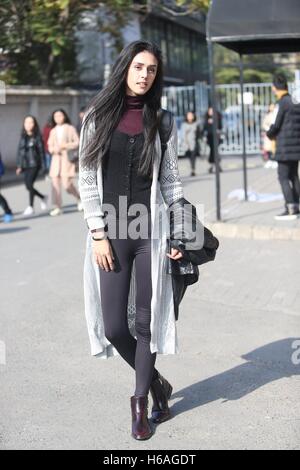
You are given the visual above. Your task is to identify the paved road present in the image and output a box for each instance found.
[0,162,299,450]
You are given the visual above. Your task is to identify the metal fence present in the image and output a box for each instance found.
[162,81,299,155]
[162,81,209,156]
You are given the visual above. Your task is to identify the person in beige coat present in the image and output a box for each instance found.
[47,109,83,216]
[262,103,278,169]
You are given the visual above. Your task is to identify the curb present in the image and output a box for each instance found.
[206,221,300,241]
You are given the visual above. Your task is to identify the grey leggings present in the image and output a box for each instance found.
[99,215,159,397]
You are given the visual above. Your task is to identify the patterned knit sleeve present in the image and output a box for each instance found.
[78,115,106,230]
[159,118,184,206]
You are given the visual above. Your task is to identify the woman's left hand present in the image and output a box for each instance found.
[167,248,183,260]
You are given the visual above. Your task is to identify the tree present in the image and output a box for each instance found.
[0,0,209,86]
[159,0,210,14]
[0,0,132,86]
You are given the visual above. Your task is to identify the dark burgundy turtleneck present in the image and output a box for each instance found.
[116,94,144,135]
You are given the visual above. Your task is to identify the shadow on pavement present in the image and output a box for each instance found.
[0,226,30,235]
[170,338,300,417]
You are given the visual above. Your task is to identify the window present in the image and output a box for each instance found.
[140,15,207,78]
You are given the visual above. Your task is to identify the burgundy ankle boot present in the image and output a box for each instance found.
[130,395,153,440]
[150,372,173,424]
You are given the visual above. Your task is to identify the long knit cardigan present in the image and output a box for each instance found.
[78,113,184,359]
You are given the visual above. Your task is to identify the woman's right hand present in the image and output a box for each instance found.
[16,167,22,175]
[92,238,115,272]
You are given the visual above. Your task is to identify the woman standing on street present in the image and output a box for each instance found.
[203,106,223,174]
[47,109,82,216]
[181,111,201,176]
[16,115,48,216]
[79,40,186,441]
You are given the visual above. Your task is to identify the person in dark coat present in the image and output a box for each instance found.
[203,106,223,174]
[267,73,300,220]
[16,115,48,216]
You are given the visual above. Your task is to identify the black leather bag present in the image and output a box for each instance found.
[166,198,219,320]
[66,148,79,163]
[157,110,219,320]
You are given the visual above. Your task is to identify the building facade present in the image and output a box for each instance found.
[76,5,208,88]
[140,9,208,85]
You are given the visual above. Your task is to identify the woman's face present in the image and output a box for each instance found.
[126,51,158,96]
[24,116,35,134]
[187,112,195,123]
[208,107,213,116]
[53,111,66,125]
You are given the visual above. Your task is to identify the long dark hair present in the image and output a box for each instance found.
[21,115,41,138]
[81,40,164,177]
[51,108,71,127]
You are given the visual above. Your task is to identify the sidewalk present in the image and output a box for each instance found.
[0,180,299,449]
[178,154,300,241]
[0,161,299,450]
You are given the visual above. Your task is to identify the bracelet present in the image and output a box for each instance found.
[91,226,107,241]
[92,234,107,241]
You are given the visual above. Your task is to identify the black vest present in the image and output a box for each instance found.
[102,129,152,218]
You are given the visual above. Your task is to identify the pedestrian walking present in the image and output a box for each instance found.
[16,115,48,216]
[0,152,13,223]
[181,111,201,176]
[261,103,278,169]
[203,106,223,174]
[78,40,190,441]
[267,73,300,220]
[47,109,82,216]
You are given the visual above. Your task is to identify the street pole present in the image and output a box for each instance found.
[207,39,221,221]
[239,53,248,201]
